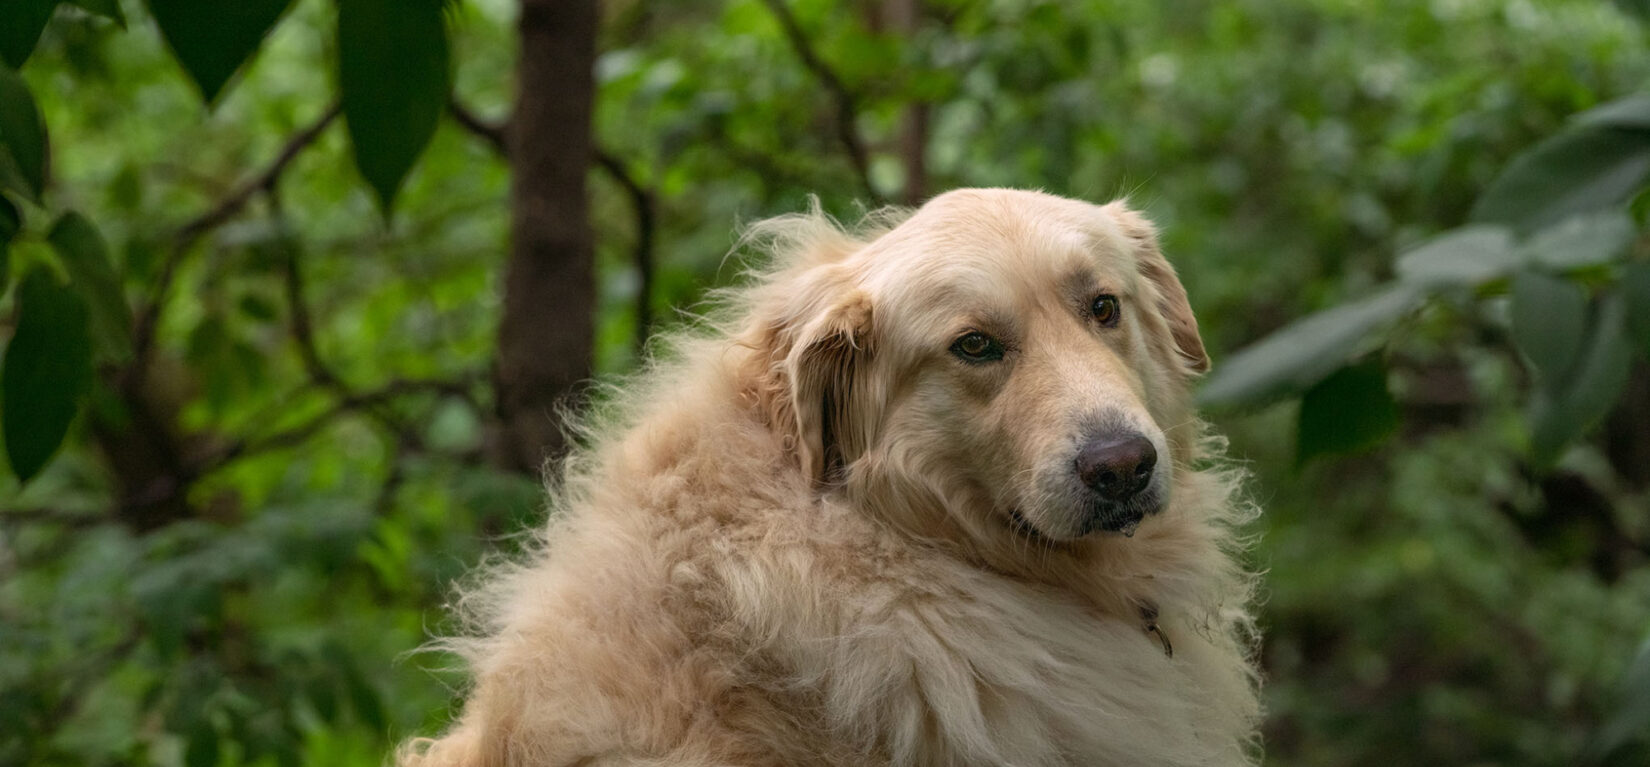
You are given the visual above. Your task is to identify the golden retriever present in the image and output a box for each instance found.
[402,189,1261,766]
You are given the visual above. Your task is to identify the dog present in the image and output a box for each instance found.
[401,189,1262,766]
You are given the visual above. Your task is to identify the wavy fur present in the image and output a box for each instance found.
[400,189,1262,767]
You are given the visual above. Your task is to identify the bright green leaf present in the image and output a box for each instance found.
[2,268,93,482]
[145,0,295,104]
[0,64,49,201]
[1520,211,1636,271]
[338,0,451,214]
[1199,285,1423,408]
[0,0,58,69]
[1295,360,1400,466]
[1528,293,1634,467]
[48,211,131,361]
[1511,271,1588,393]
[1471,128,1650,232]
[1394,225,1517,288]
[1624,262,1650,359]
[66,0,123,27]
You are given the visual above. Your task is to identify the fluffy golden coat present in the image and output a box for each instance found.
[402,189,1262,766]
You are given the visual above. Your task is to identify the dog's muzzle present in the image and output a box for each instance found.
[1075,432,1163,536]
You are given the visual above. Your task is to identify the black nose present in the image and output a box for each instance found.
[1075,434,1157,501]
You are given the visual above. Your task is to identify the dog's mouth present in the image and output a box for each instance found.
[1007,489,1164,542]
[1006,506,1060,545]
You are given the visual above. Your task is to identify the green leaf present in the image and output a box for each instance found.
[185,723,218,767]
[48,211,131,360]
[1471,127,1650,232]
[1512,271,1589,393]
[0,0,58,69]
[338,0,451,213]
[66,0,123,26]
[1575,95,1650,131]
[145,0,295,104]
[1528,293,1634,467]
[1199,285,1423,408]
[1295,360,1400,466]
[2,268,92,482]
[1613,0,1650,24]
[1394,225,1517,288]
[0,64,49,201]
[1520,211,1636,271]
[1625,262,1650,359]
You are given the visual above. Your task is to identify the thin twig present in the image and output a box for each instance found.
[448,97,509,155]
[0,508,108,528]
[758,0,882,204]
[208,375,482,468]
[594,150,658,351]
[129,103,342,383]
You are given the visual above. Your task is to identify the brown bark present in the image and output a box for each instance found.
[885,0,928,206]
[492,0,599,475]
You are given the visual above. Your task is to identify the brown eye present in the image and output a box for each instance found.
[1092,294,1121,327]
[950,332,1004,362]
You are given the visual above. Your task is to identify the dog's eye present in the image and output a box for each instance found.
[950,332,1004,363]
[1092,295,1121,327]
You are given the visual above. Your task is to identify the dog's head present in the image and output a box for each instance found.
[751,189,1209,549]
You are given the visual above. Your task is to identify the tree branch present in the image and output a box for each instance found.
[448,97,509,155]
[594,150,658,351]
[758,0,882,204]
[208,375,484,469]
[129,103,342,383]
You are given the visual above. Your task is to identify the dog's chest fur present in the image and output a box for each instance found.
[689,501,1254,767]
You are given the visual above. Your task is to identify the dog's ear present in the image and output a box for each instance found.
[749,267,875,485]
[1108,203,1210,375]
[784,290,873,484]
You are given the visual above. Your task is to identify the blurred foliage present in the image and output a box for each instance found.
[3,0,1650,765]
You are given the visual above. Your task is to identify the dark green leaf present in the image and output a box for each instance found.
[1511,271,1589,392]
[1576,95,1650,131]
[2,269,92,482]
[338,0,450,213]
[145,0,295,104]
[1471,128,1650,232]
[1295,360,1400,466]
[184,723,218,767]
[1528,293,1634,467]
[0,64,48,200]
[1394,225,1517,288]
[0,0,58,69]
[1520,211,1635,271]
[1613,0,1650,24]
[66,0,123,27]
[1625,262,1650,359]
[48,211,131,361]
[1199,285,1423,408]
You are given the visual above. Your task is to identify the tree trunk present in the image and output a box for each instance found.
[885,0,927,205]
[493,0,598,475]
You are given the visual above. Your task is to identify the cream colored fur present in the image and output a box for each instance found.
[400,189,1262,766]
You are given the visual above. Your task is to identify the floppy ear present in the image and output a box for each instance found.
[1108,203,1210,375]
[748,266,875,486]
[784,290,873,484]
